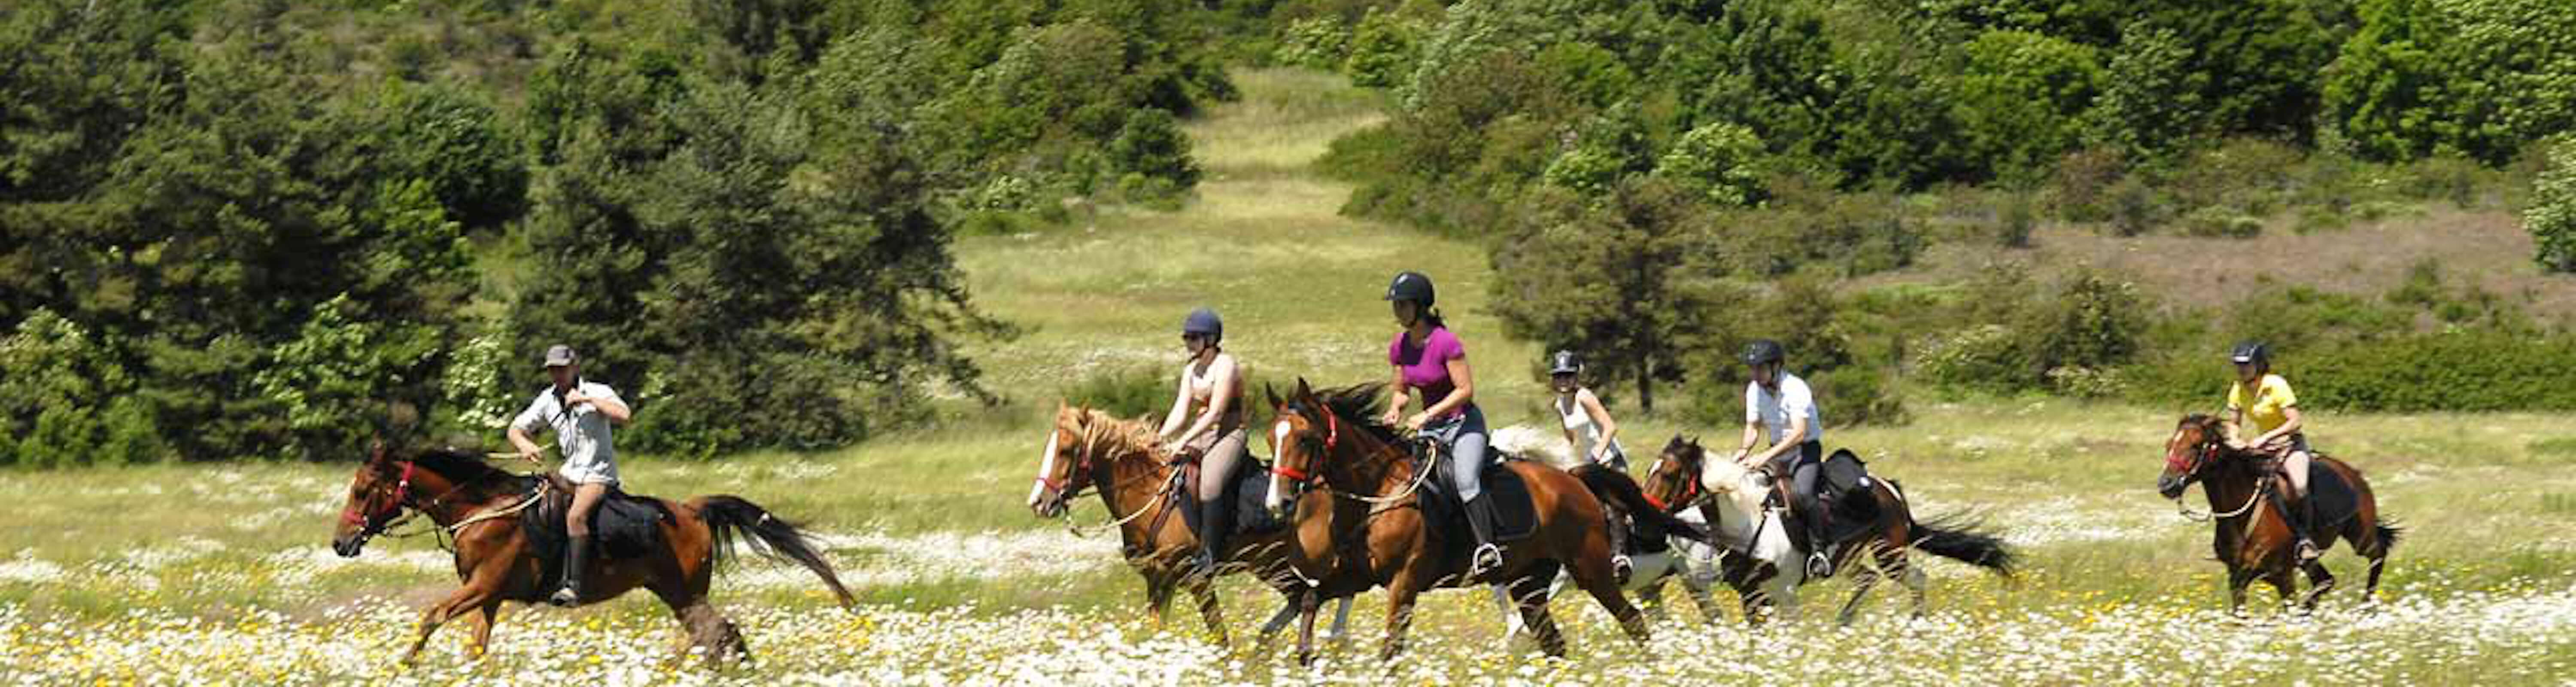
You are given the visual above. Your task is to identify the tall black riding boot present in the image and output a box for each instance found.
[1177,493,1209,571]
[1197,495,1231,577]
[1465,494,1503,577]
[550,535,590,607]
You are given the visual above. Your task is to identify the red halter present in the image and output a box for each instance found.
[1271,411,1337,483]
[341,461,415,529]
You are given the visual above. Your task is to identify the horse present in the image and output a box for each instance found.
[1642,435,2017,624]
[1261,380,1704,662]
[330,443,854,666]
[2156,413,2400,614]
[1024,402,1356,647]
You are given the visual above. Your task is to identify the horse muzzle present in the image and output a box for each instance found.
[331,532,368,558]
[2155,473,2190,499]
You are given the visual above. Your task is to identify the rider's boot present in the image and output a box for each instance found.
[1803,497,1835,579]
[1606,508,1634,585]
[1195,493,1230,577]
[1178,493,1212,575]
[1466,493,1504,578]
[549,535,589,607]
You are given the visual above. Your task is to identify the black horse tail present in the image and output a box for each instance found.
[2375,518,2405,553]
[696,495,857,609]
[1911,512,2017,577]
[1570,464,1711,544]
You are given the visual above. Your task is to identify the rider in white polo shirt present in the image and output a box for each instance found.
[507,344,632,607]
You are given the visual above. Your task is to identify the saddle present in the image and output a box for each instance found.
[1175,453,1290,537]
[2273,454,2361,534]
[1420,444,1539,544]
[522,476,672,578]
[1766,449,1886,547]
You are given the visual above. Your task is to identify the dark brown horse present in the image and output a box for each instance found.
[1023,403,1360,645]
[331,443,854,666]
[1261,380,1695,661]
[1643,435,2017,623]
[2157,413,2400,614]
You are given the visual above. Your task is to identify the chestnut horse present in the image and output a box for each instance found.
[1262,380,1699,661]
[331,444,854,666]
[2157,413,2400,614]
[1643,435,2017,624]
[1024,403,1358,645]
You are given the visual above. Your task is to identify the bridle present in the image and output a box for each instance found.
[1270,407,1339,484]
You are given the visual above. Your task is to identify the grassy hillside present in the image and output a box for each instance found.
[3,68,2573,684]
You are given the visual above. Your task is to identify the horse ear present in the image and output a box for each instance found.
[1294,376,1313,398]
[368,438,386,465]
[1264,382,1280,409]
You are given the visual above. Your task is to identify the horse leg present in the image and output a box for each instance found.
[1326,595,1353,648]
[466,599,504,660]
[2263,566,2300,613]
[1379,582,1424,662]
[402,571,504,665]
[2297,559,2338,613]
[1507,571,1569,657]
[1565,550,1650,646]
[1639,578,1669,624]
[1142,570,1177,625]
[2224,565,2256,617]
[1294,590,1322,666]
[1257,592,1299,647]
[1189,573,1228,646]
[1491,584,1529,645]
[1834,568,1880,626]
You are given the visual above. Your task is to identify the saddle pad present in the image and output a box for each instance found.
[525,486,673,567]
[2302,459,2361,532]
[1424,456,1539,543]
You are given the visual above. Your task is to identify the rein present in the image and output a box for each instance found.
[2168,438,2267,522]
[1051,423,1181,539]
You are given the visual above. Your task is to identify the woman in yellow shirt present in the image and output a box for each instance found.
[2222,341,2319,562]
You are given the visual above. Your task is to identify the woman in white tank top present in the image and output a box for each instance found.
[1548,350,1624,469]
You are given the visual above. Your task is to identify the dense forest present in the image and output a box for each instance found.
[6,0,2575,465]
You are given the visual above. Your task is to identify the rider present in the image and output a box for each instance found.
[1549,350,1625,470]
[1380,271,1499,577]
[1156,307,1248,577]
[507,344,633,607]
[2222,341,2320,562]
[1720,339,1835,578]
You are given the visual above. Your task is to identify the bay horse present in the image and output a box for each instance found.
[2157,413,2400,614]
[1261,380,1701,661]
[1643,435,2017,624]
[1023,403,1357,646]
[331,443,854,666]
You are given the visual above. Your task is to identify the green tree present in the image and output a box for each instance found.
[2528,138,2576,273]
[1488,180,1719,413]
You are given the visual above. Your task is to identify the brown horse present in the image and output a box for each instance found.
[330,443,854,666]
[1642,435,2017,624]
[1261,380,1693,661]
[2157,413,2400,614]
[1023,403,1361,646]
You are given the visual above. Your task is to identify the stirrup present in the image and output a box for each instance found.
[548,584,579,607]
[1805,551,1833,578]
[1611,554,1634,584]
[1471,544,1504,576]
[2296,538,2321,562]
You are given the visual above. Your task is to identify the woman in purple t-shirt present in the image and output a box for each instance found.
[1379,271,1501,576]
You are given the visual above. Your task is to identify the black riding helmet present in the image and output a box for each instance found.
[1182,307,1222,343]
[1740,339,1786,366]
[1384,271,1435,307]
[2230,340,2269,368]
[1549,350,1581,376]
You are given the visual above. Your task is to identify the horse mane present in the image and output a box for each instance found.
[1070,407,1162,464]
[1304,382,1403,447]
[401,445,517,486]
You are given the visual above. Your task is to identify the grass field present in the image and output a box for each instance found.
[4,69,2574,685]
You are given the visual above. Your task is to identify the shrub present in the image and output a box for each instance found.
[2051,147,2126,222]
[1274,17,1349,70]
[1064,365,1175,420]
[1813,366,1909,426]
[1343,8,1422,88]
[1653,122,1766,208]
[2528,139,2576,273]
[2179,206,2264,238]
[1108,107,1202,191]
[2105,176,2162,236]
[1913,324,2026,393]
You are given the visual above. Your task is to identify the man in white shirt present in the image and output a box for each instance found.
[1716,339,1835,578]
[507,344,632,606]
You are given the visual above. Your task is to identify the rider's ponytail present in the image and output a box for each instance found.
[1423,307,1447,330]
